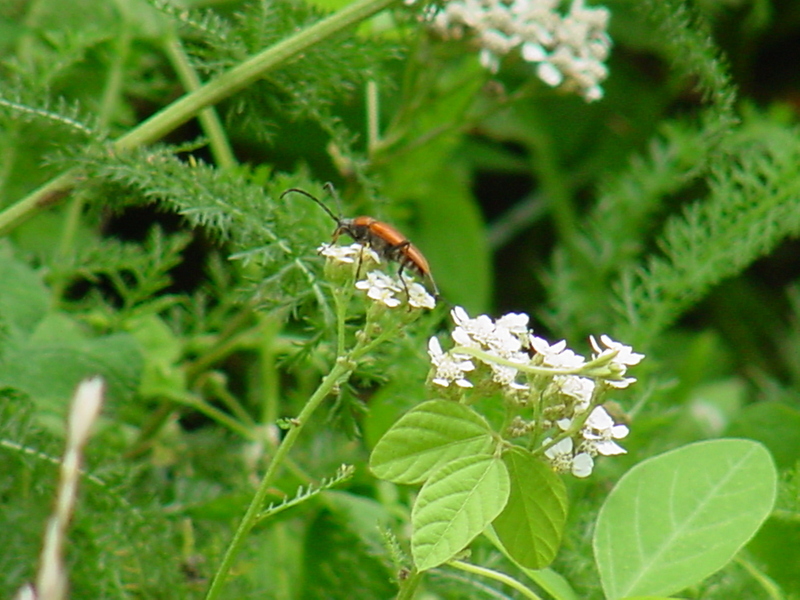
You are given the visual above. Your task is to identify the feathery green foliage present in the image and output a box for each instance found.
[2,0,800,598]
[617,117,800,344]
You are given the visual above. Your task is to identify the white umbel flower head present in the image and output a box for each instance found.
[318,242,361,263]
[451,306,530,392]
[426,0,612,101]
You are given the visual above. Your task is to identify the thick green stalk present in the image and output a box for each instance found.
[0,0,400,236]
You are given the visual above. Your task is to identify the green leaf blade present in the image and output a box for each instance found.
[412,454,510,571]
[369,399,495,484]
[594,438,777,600]
[493,447,568,569]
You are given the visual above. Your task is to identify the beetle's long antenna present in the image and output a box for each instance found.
[322,182,344,220]
[281,188,340,224]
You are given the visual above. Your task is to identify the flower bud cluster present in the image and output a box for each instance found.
[428,306,643,477]
[423,0,612,101]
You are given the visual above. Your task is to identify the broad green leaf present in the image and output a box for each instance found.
[0,312,143,425]
[594,439,777,600]
[493,447,567,569]
[369,399,494,484]
[0,245,49,334]
[412,454,510,571]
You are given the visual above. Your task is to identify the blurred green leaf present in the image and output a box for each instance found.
[726,402,800,470]
[0,244,49,334]
[0,312,143,426]
[379,57,492,312]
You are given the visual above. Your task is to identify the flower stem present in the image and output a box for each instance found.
[204,357,353,600]
[449,560,543,600]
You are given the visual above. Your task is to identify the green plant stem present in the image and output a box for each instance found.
[733,555,783,600]
[0,0,401,236]
[177,393,256,440]
[204,356,353,600]
[395,570,423,600]
[100,10,133,128]
[449,560,543,600]
[366,79,380,155]
[162,34,237,169]
[451,345,623,380]
[525,113,579,253]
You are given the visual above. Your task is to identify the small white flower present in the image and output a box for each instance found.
[571,451,594,477]
[590,334,644,367]
[428,337,475,388]
[605,376,638,389]
[489,360,529,391]
[319,242,381,265]
[530,336,586,369]
[407,282,436,309]
[543,436,594,477]
[451,306,496,345]
[544,436,573,465]
[355,271,402,308]
[318,242,360,263]
[452,325,481,349]
[588,335,643,387]
[521,41,547,62]
[556,375,595,411]
[495,312,530,339]
[536,61,563,86]
[581,405,628,456]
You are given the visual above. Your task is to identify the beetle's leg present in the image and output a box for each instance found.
[396,262,412,307]
[355,244,366,280]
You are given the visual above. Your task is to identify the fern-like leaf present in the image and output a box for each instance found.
[256,464,355,522]
[72,144,333,311]
[616,119,800,344]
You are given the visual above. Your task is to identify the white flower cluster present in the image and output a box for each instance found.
[543,405,629,477]
[426,0,612,101]
[318,242,436,310]
[428,306,643,477]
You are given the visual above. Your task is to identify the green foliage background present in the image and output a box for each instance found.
[2,0,800,598]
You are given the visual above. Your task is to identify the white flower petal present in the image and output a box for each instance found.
[571,452,594,477]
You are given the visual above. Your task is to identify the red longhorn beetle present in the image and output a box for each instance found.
[281,186,439,298]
